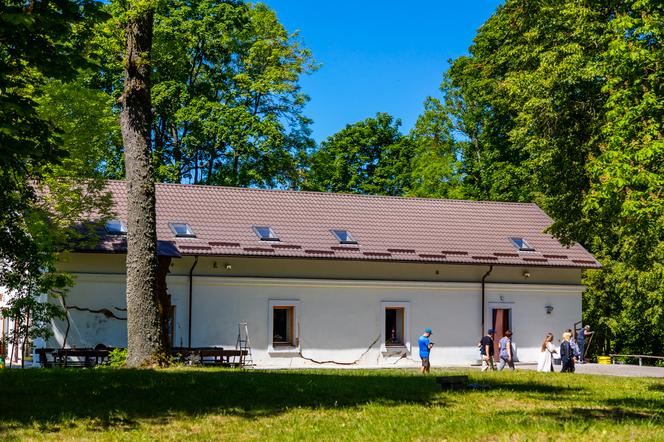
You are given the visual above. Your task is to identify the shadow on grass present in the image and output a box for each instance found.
[479,378,582,395]
[649,382,664,393]
[0,368,447,431]
[604,397,664,414]
[515,406,663,423]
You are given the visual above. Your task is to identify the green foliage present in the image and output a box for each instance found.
[306,113,412,195]
[0,0,98,171]
[440,0,663,355]
[1,0,90,291]
[3,290,66,356]
[37,79,124,180]
[406,97,464,199]
[0,0,113,349]
[106,348,128,368]
[95,0,317,187]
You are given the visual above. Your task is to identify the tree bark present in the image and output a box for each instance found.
[119,4,165,367]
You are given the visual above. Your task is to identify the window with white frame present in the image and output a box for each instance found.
[268,300,299,352]
[273,306,294,345]
[385,307,405,346]
[381,301,410,352]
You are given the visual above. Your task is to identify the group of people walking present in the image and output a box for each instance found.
[477,325,593,373]
[537,326,593,373]
[479,328,517,371]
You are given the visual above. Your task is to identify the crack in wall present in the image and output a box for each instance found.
[67,306,127,321]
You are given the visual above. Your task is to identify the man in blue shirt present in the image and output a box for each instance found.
[418,328,434,374]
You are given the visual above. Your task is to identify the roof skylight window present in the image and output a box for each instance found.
[253,226,280,241]
[331,229,358,244]
[105,220,127,235]
[510,237,535,251]
[169,222,196,238]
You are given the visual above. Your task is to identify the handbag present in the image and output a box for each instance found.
[552,346,561,365]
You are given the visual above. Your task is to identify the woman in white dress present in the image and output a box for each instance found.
[537,333,557,372]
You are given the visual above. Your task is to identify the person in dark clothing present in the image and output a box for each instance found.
[577,325,593,363]
[560,331,575,373]
[479,329,495,371]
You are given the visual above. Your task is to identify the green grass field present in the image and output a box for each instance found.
[0,367,662,441]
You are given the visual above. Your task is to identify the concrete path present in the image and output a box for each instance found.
[518,362,664,378]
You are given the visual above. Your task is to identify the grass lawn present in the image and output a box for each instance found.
[0,367,662,441]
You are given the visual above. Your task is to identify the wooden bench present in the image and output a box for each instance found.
[38,348,112,368]
[435,375,468,390]
[170,347,249,367]
[37,347,249,368]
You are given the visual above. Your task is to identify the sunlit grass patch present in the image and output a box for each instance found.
[0,367,662,440]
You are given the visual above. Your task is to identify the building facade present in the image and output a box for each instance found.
[5,181,600,367]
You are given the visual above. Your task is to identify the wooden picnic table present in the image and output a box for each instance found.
[37,346,249,368]
[38,348,112,368]
[170,347,249,367]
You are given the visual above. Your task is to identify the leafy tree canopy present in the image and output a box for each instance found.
[1,0,110,345]
[305,112,409,195]
[1,0,107,286]
[440,0,663,355]
[94,0,317,187]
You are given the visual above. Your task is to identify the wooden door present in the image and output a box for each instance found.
[492,309,510,361]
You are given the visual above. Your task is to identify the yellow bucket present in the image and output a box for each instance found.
[597,356,611,365]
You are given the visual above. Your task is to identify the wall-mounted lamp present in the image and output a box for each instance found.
[523,270,531,279]
[545,304,554,315]
[224,263,232,270]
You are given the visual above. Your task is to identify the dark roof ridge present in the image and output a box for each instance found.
[106,179,539,207]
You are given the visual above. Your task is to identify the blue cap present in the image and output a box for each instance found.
[424,328,432,334]
[488,328,495,334]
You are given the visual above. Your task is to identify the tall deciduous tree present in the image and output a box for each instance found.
[0,0,107,357]
[97,0,316,188]
[305,113,409,195]
[580,0,663,355]
[119,0,164,366]
[439,0,663,355]
[304,104,464,199]
[406,97,464,199]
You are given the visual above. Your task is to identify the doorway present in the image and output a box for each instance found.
[492,308,511,361]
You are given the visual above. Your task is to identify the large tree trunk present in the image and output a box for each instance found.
[119,4,165,367]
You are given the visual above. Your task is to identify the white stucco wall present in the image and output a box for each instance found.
[50,268,583,367]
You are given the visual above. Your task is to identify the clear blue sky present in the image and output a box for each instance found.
[260,1,503,143]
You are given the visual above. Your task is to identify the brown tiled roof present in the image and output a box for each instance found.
[92,181,600,268]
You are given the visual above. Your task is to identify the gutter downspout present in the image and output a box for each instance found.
[188,256,199,348]
[481,265,493,337]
